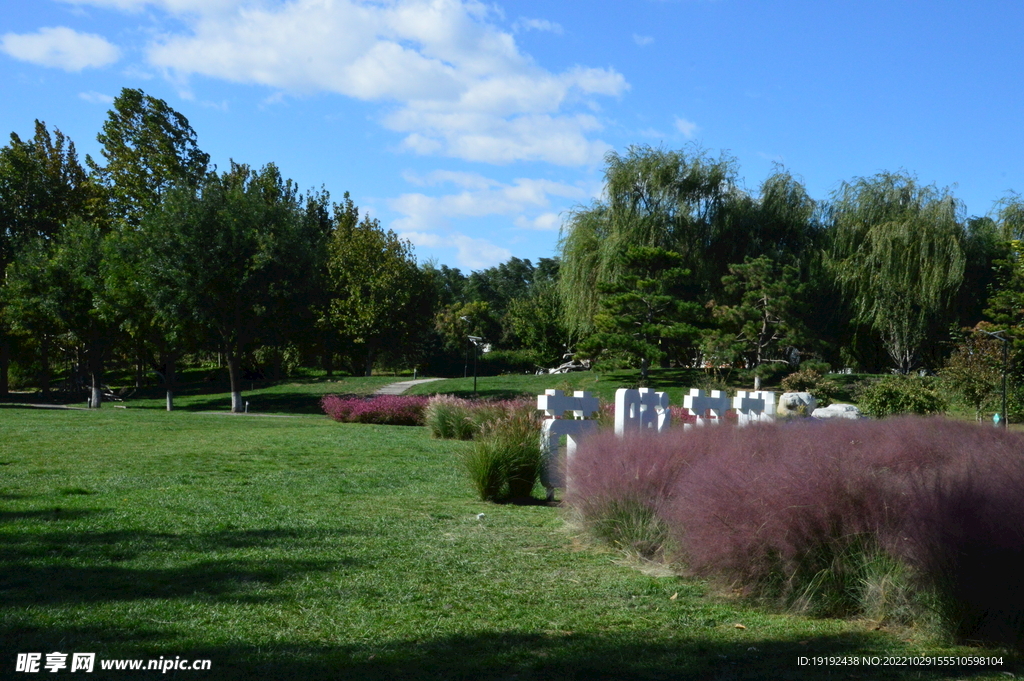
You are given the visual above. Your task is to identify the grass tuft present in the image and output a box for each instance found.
[462,410,543,501]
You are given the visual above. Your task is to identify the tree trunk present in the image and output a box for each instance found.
[754,374,761,391]
[226,351,243,413]
[322,336,333,378]
[363,345,375,377]
[165,352,177,412]
[88,343,104,408]
[640,356,650,383]
[0,335,9,396]
[39,335,50,395]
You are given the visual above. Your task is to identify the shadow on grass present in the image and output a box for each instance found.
[167,391,330,415]
[0,627,1014,681]
[0,508,103,523]
[0,527,366,607]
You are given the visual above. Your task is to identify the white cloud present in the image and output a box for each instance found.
[390,175,586,232]
[452,234,512,269]
[78,90,114,104]
[1,26,120,71]
[514,212,562,231]
[395,230,510,269]
[64,0,627,165]
[400,230,444,247]
[633,34,654,46]
[514,17,563,34]
[674,116,699,139]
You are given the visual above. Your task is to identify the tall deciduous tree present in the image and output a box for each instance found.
[826,172,965,373]
[0,121,97,395]
[325,209,431,375]
[89,88,209,229]
[142,162,316,412]
[559,146,737,339]
[5,217,117,407]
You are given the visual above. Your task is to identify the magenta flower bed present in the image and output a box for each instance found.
[320,394,428,426]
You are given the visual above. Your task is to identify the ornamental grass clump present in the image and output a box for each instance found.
[425,395,536,440]
[424,395,475,439]
[463,410,544,502]
[320,394,427,426]
[566,416,1024,646]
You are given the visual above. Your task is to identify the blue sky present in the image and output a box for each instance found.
[2,0,1022,271]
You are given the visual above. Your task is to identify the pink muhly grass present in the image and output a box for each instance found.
[567,416,1024,643]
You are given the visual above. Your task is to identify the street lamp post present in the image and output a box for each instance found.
[468,336,482,394]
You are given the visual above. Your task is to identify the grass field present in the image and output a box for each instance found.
[0,406,1017,679]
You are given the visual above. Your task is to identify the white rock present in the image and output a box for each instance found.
[812,403,862,420]
[777,392,818,417]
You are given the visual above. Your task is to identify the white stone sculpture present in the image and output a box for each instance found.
[777,392,818,417]
[537,389,599,500]
[614,388,672,436]
[732,390,776,426]
[682,388,731,429]
[811,403,862,420]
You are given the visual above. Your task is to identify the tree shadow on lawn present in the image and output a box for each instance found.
[0,626,1014,681]
[0,527,365,607]
[173,391,331,415]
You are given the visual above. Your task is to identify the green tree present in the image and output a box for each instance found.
[89,88,209,229]
[142,162,316,411]
[826,172,965,373]
[940,325,1004,421]
[0,121,97,394]
[503,279,568,365]
[559,146,737,338]
[324,208,430,376]
[707,255,807,386]
[5,217,118,407]
[579,246,702,382]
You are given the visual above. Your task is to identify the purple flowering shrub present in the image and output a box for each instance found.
[567,417,1024,644]
[320,394,428,426]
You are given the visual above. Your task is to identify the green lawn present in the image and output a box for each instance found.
[0,407,1016,679]
[1,372,401,414]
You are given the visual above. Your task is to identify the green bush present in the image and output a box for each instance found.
[857,375,946,418]
[462,411,543,501]
[479,349,546,375]
[780,369,839,407]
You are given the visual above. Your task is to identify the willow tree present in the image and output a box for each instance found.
[826,173,965,373]
[559,146,737,338]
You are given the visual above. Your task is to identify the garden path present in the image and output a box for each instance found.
[373,378,445,396]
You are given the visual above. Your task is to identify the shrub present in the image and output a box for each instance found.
[320,394,427,426]
[567,417,1024,645]
[479,349,546,375]
[857,375,946,418]
[463,411,544,501]
[780,369,839,406]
